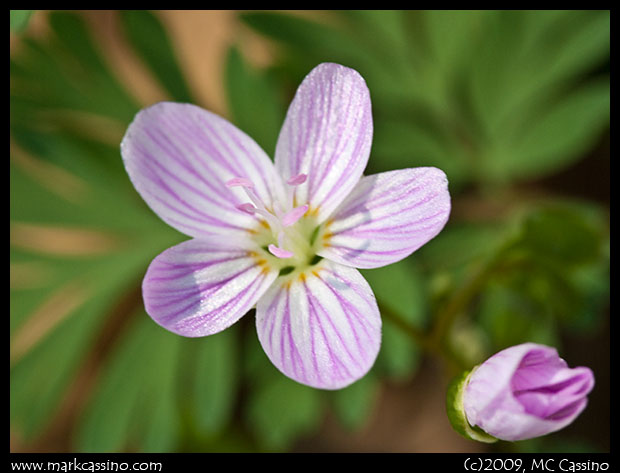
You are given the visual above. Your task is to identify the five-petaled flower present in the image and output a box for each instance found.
[463,343,595,441]
[121,63,451,389]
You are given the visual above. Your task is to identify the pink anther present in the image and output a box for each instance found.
[287,173,308,186]
[225,177,254,188]
[236,203,256,214]
[281,205,309,227]
[268,244,294,259]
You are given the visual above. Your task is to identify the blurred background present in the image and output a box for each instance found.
[10,10,609,453]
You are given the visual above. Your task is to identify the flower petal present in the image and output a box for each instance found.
[143,237,278,337]
[318,168,450,269]
[274,63,373,223]
[121,102,286,238]
[256,260,381,389]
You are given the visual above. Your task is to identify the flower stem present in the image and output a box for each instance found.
[379,240,514,374]
[429,240,513,349]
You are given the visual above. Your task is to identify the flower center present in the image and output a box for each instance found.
[226,174,326,273]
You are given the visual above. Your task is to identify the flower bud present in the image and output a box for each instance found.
[448,343,594,442]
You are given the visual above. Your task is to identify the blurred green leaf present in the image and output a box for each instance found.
[473,201,608,350]
[190,329,239,436]
[10,10,34,32]
[478,281,560,352]
[343,10,413,67]
[242,318,281,384]
[497,10,610,131]
[225,46,286,156]
[77,315,182,452]
[239,11,413,110]
[10,128,181,441]
[10,288,114,440]
[331,373,379,430]
[10,11,139,124]
[246,10,610,184]
[417,222,505,272]
[10,245,162,440]
[362,260,427,380]
[515,203,605,269]
[562,259,609,333]
[489,79,609,180]
[424,10,485,75]
[120,10,195,103]
[246,376,323,450]
[370,114,469,187]
[240,12,366,67]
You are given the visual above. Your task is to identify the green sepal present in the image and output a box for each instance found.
[446,368,498,443]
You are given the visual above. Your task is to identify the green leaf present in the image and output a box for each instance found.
[331,374,380,430]
[370,114,469,185]
[225,46,286,156]
[424,10,484,74]
[362,260,427,380]
[416,222,505,272]
[10,139,180,441]
[10,290,113,440]
[120,10,194,103]
[240,12,366,67]
[474,202,609,346]
[445,369,497,443]
[561,259,610,333]
[467,11,528,136]
[11,12,140,123]
[498,10,610,130]
[77,315,182,452]
[239,11,411,109]
[515,203,606,269]
[478,281,560,352]
[342,10,413,66]
[492,79,609,180]
[246,376,323,451]
[10,247,157,440]
[190,329,239,436]
[10,10,34,32]
[471,11,609,143]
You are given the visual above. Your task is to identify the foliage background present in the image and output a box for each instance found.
[10,10,610,453]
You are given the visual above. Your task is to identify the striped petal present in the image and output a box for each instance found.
[318,168,451,269]
[143,237,278,337]
[256,260,381,390]
[274,63,373,224]
[121,102,286,238]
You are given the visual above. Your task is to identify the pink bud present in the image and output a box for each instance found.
[463,343,594,441]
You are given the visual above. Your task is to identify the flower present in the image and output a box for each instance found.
[462,343,595,441]
[121,62,451,389]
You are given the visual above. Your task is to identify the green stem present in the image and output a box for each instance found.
[378,303,428,349]
[379,241,514,374]
[430,240,513,344]
[378,302,465,373]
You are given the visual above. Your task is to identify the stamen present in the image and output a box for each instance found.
[227,176,276,225]
[227,175,312,260]
[287,173,307,186]
[244,186,268,211]
[286,173,307,210]
[281,205,309,227]
[268,244,294,259]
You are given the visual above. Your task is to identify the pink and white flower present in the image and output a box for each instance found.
[121,63,451,389]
